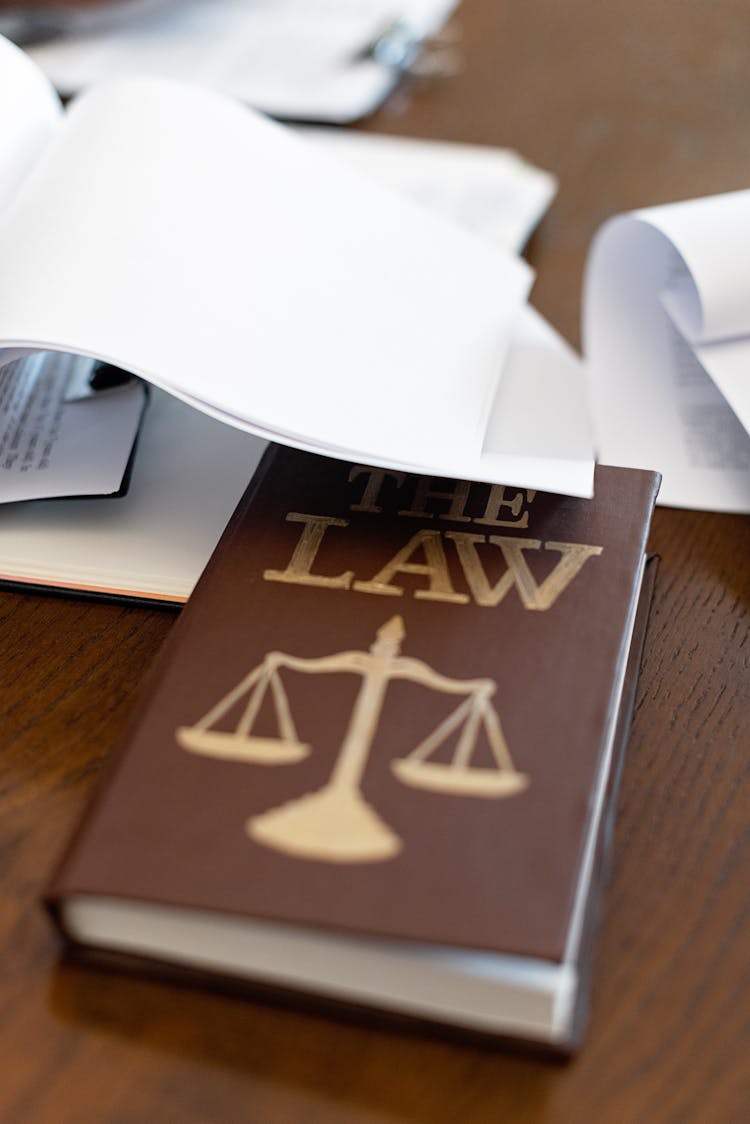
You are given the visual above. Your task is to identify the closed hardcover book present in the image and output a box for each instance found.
[47,449,660,1050]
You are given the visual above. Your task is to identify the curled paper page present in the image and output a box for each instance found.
[584,191,750,513]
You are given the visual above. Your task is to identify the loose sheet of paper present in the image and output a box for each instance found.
[28,0,458,123]
[0,352,146,502]
[298,129,557,254]
[584,191,750,512]
[0,66,531,485]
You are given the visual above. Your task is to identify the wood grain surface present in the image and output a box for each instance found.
[1,2,748,1121]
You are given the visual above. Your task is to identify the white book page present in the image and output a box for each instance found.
[584,206,750,512]
[213,302,595,496]
[0,36,62,213]
[28,0,458,123]
[482,305,594,497]
[0,74,531,482]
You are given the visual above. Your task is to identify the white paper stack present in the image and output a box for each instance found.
[0,35,591,500]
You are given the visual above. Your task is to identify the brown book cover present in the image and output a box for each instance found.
[47,449,660,1049]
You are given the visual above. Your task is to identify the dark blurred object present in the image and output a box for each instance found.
[0,0,121,7]
[0,0,169,46]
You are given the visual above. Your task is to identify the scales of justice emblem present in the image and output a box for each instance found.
[176,615,530,864]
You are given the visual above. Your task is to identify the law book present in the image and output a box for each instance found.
[47,447,660,1050]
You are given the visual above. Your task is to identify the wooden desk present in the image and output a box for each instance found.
[1,2,748,1120]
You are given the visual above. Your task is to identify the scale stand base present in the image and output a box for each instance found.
[247,784,402,863]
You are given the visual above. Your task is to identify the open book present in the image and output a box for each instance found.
[1,35,601,501]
